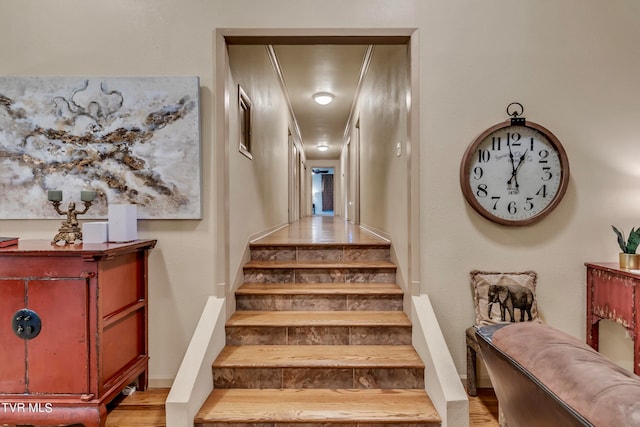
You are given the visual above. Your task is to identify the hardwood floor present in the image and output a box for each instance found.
[252,215,389,246]
[106,387,499,426]
[469,388,500,427]
[106,388,168,427]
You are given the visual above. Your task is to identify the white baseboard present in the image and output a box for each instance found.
[149,378,174,388]
[460,374,493,389]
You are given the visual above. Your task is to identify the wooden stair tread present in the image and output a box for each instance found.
[214,345,424,368]
[227,310,411,327]
[244,259,396,269]
[237,282,403,295]
[195,388,440,424]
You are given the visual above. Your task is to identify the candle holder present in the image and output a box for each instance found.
[48,190,97,244]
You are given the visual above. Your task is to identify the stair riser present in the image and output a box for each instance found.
[244,268,396,284]
[225,326,412,346]
[251,246,391,262]
[213,367,424,389]
[236,294,403,311]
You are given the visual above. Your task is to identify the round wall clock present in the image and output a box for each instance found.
[460,103,570,226]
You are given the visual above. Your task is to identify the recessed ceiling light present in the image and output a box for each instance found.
[313,92,334,105]
[317,144,329,152]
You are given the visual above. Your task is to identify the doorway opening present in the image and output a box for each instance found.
[312,167,334,216]
[217,29,421,293]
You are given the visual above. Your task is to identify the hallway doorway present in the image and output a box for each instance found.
[312,167,334,216]
[217,28,422,298]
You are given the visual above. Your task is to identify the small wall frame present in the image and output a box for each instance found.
[238,85,253,159]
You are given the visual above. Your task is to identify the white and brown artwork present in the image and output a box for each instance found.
[0,77,201,219]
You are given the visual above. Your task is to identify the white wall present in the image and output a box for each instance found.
[312,173,323,213]
[418,1,640,373]
[353,44,410,290]
[2,0,639,384]
[0,0,221,385]
[226,44,290,298]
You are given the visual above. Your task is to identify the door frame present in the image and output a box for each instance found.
[215,28,421,295]
[288,130,302,222]
[353,118,361,225]
[307,160,340,217]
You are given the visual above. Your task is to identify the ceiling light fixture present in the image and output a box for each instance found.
[313,92,334,105]
[317,144,329,152]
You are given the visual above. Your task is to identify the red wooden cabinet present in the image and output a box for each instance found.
[0,239,156,427]
[585,262,640,375]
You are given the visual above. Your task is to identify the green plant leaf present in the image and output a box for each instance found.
[613,226,627,252]
[628,228,640,254]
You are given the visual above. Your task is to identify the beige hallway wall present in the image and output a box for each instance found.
[2,0,639,384]
[350,44,411,291]
[226,44,291,301]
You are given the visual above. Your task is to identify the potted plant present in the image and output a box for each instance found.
[612,225,640,269]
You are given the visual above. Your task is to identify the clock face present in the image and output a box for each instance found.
[460,120,569,226]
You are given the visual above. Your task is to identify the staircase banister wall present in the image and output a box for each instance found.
[412,294,469,427]
[165,296,226,427]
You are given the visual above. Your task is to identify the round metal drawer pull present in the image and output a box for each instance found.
[12,309,42,340]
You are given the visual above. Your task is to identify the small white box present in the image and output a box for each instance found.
[82,222,109,244]
[108,204,138,242]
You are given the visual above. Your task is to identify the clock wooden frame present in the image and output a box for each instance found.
[460,119,570,226]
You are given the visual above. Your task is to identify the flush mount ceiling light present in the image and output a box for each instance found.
[317,144,329,152]
[313,92,334,105]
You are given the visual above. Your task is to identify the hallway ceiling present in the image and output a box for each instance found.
[228,36,409,162]
[272,45,369,160]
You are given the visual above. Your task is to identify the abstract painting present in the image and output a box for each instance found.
[0,76,201,219]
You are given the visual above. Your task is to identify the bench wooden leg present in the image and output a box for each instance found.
[466,340,478,396]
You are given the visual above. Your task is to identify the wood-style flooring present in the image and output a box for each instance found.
[106,387,499,426]
[469,388,500,426]
[252,215,389,246]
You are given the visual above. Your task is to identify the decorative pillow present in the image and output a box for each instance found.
[471,270,541,325]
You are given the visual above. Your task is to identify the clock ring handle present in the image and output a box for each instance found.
[507,102,526,126]
[506,102,524,118]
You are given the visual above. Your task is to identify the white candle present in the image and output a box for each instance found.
[81,190,96,202]
[48,190,62,202]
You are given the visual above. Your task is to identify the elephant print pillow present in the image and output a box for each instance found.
[471,270,541,325]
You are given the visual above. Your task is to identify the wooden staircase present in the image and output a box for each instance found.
[195,238,441,426]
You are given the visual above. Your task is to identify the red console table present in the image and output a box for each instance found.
[0,239,156,427]
[585,262,640,375]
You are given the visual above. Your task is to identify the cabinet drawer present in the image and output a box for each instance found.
[101,252,145,317]
[102,310,145,386]
[0,257,88,278]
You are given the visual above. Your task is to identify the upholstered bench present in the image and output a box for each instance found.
[476,322,640,427]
